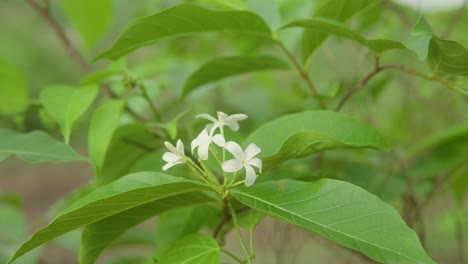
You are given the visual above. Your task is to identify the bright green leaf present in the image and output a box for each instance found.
[0,129,86,163]
[231,179,435,264]
[80,194,216,264]
[195,0,248,10]
[301,0,381,63]
[244,111,389,168]
[95,4,272,61]
[8,172,210,263]
[158,234,220,264]
[40,85,98,143]
[238,210,265,229]
[59,0,112,49]
[88,100,124,174]
[0,59,28,114]
[183,56,289,97]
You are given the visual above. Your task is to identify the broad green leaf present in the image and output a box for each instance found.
[80,194,216,264]
[0,205,26,243]
[0,59,28,114]
[245,111,389,167]
[282,18,406,54]
[195,0,248,10]
[0,129,86,163]
[301,0,381,63]
[238,210,266,229]
[8,172,211,263]
[80,59,127,86]
[88,100,124,173]
[59,0,112,49]
[231,179,435,264]
[183,56,289,97]
[97,124,160,186]
[95,4,272,61]
[155,206,216,258]
[158,234,220,264]
[40,85,98,143]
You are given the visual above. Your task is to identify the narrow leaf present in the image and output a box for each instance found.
[0,59,28,114]
[245,110,389,167]
[40,85,98,143]
[158,234,220,264]
[183,56,289,97]
[0,129,86,163]
[232,179,435,263]
[88,100,124,173]
[95,4,272,61]
[59,0,112,49]
[80,194,216,264]
[8,172,210,263]
[301,0,381,63]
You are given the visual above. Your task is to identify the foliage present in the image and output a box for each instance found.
[1,0,467,263]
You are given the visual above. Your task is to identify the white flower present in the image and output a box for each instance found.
[191,129,225,160]
[162,140,185,171]
[197,111,248,136]
[222,141,262,187]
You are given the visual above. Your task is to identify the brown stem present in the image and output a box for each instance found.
[275,39,326,109]
[213,198,230,239]
[26,0,147,122]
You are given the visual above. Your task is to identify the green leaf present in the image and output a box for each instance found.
[231,179,435,264]
[40,85,98,143]
[245,111,389,167]
[0,59,28,114]
[282,18,406,54]
[195,0,248,10]
[0,129,86,163]
[8,172,211,263]
[97,124,160,186]
[155,206,216,258]
[0,205,26,243]
[301,0,381,63]
[95,4,272,61]
[80,194,216,264]
[238,210,265,229]
[183,56,289,97]
[158,234,220,264]
[59,0,112,49]
[88,100,124,174]
[80,59,127,86]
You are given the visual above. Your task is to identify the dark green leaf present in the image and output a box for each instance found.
[0,59,28,114]
[80,194,216,264]
[244,111,389,168]
[0,129,86,163]
[158,234,220,264]
[88,100,124,173]
[183,56,289,97]
[59,0,112,49]
[95,4,272,61]
[301,0,381,63]
[232,179,435,263]
[8,172,210,263]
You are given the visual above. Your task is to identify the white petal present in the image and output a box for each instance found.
[191,138,200,154]
[247,158,262,173]
[176,139,185,155]
[162,162,174,171]
[226,114,248,131]
[198,130,211,144]
[227,122,240,131]
[164,141,178,154]
[196,113,217,123]
[244,165,257,187]
[212,134,225,147]
[162,152,179,163]
[198,143,210,160]
[217,111,228,122]
[244,143,261,160]
[222,159,243,173]
[224,141,244,160]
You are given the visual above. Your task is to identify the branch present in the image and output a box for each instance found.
[26,0,147,123]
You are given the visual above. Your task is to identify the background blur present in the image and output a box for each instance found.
[0,0,467,263]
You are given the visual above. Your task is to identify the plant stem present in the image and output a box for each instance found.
[138,83,162,121]
[26,0,147,123]
[221,249,244,264]
[228,201,252,264]
[274,38,326,109]
[249,229,255,259]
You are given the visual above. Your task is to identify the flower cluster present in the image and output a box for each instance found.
[162,111,262,187]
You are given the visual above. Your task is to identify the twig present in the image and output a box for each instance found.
[26,0,147,123]
[213,198,230,238]
[274,39,326,109]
